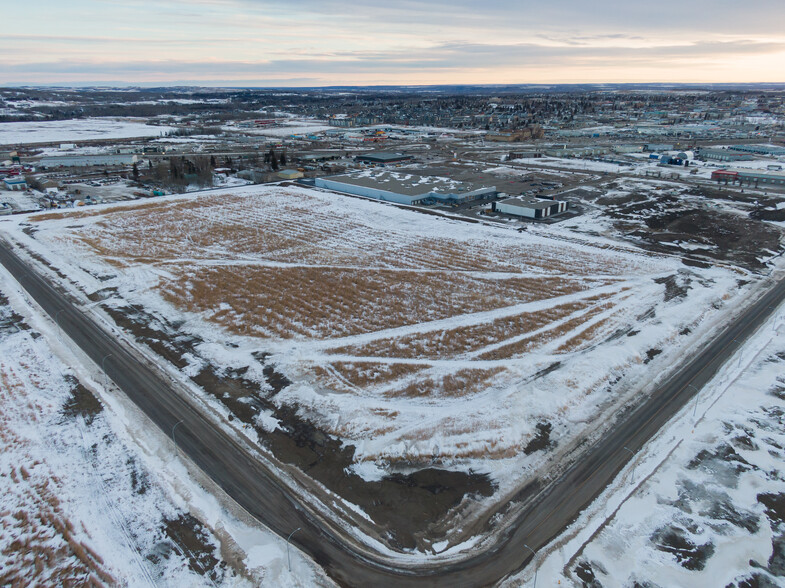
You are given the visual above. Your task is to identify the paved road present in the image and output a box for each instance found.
[2,237,784,587]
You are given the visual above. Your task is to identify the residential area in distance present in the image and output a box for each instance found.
[1,83,785,587]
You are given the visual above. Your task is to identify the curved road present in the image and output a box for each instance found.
[2,238,784,587]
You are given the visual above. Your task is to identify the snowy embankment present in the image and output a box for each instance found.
[0,269,332,587]
[504,292,785,587]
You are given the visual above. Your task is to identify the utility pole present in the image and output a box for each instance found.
[522,543,537,588]
[287,528,301,572]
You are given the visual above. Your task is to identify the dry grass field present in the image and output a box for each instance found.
[159,266,586,339]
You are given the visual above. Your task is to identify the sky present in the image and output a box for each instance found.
[2,0,785,87]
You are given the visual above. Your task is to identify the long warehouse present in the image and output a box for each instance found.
[315,170,496,205]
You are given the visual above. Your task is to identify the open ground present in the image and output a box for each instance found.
[4,183,778,555]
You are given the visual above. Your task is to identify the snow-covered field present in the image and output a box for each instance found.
[5,185,764,506]
[0,269,331,586]
[0,118,176,146]
[505,294,785,587]
[225,119,333,137]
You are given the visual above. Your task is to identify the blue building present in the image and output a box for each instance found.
[315,170,496,206]
[3,177,27,191]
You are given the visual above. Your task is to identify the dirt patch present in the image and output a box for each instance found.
[596,192,648,206]
[654,210,781,269]
[758,492,785,526]
[750,208,785,222]
[731,433,759,452]
[20,224,39,237]
[654,273,692,302]
[598,185,785,270]
[192,366,495,551]
[688,443,756,488]
[687,185,781,207]
[86,286,117,303]
[103,304,201,369]
[126,457,150,496]
[650,524,715,571]
[60,376,103,425]
[701,498,760,534]
[151,514,225,584]
[768,532,785,577]
[0,292,30,335]
[735,572,783,588]
[523,422,553,455]
[249,353,293,396]
[574,560,604,587]
[769,385,785,401]
[755,493,785,579]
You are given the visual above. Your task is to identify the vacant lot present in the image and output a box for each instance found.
[585,178,785,269]
[24,186,748,491]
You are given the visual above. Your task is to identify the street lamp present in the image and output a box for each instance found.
[55,309,66,340]
[287,527,301,573]
[687,383,700,418]
[172,419,184,456]
[728,338,744,367]
[622,446,636,482]
[101,353,112,389]
[522,543,537,588]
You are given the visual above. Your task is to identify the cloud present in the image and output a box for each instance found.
[3,0,785,85]
[2,38,783,84]
[217,0,785,36]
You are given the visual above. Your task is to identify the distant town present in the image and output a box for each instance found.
[1,84,783,223]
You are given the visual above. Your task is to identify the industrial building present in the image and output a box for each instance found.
[676,151,695,161]
[295,151,345,164]
[3,177,27,191]
[737,170,785,186]
[354,152,413,165]
[277,169,304,180]
[699,148,754,162]
[644,143,674,152]
[613,145,644,154]
[711,169,785,186]
[314,171,496,206]
[728,145,785,156]
[492,197,568,219]
[545,146,609,158]
[711,170,740,183]
[507,151,543,159]
[37,154,138,168]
